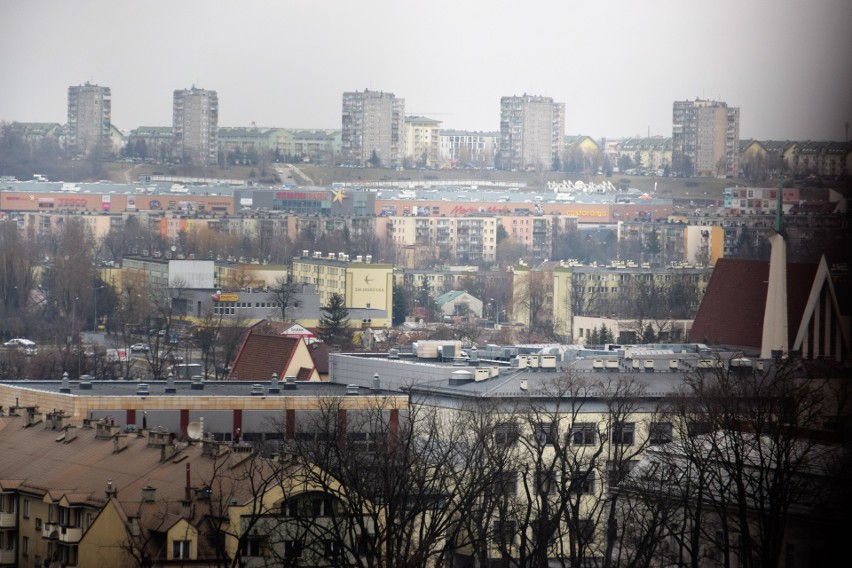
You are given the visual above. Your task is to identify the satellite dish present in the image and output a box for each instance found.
[187,421,203,441]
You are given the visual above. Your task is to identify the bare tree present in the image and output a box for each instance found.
[268,275,301,322]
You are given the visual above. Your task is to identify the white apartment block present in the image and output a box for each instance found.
[403,116,442,168]
[67,82,111,157]
[438,130,500,168]
[173,87,219,165]
[341,89,405,167]
[500,95,565,171]
[672,99,739,178]
[386,216,499,264]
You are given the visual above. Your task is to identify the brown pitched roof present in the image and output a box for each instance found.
[690,258,818,349]
[229,331,300,381]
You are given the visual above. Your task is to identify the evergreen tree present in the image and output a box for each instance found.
[599,323,615,344]
[317,293,351,347]
[368,149,382,168]
[392,283,408,326]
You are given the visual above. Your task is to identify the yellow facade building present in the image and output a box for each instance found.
[292,253,393,327]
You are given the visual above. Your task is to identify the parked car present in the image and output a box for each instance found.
[130,343,150,353]
[3,338,36,349]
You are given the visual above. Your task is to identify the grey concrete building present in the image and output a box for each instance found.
[173,87,219,165]
[499,94,565,171]
[341,89,405,167]
[67,82,111,157]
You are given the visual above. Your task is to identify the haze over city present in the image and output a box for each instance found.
[2,0,851,141]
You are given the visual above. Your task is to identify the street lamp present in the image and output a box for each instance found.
[93,285,105,332]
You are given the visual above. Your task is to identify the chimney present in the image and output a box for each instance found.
[25,406,43,427]
[113,433,128,453]
[105,479,117,499]
[63,425,78,443]
[160,442,176,462]
[141,486,157,504]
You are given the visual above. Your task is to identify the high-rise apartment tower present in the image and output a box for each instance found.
[173,87,219,165]
[341,89,405,167]
[672,98,739,178]
[67,82,111,156]
[499,94,565,171]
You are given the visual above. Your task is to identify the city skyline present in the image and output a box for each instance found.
[1,0,851,141]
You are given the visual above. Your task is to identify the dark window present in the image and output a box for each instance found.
[570,470,596,495]
[493,519,518,547]
[488,470,518,497]
[243,536,267,557]
[577,518,595,542]
[534,421,557,446]
[284,540,303,559]
[570,422,596,446]
[649,422,673,445]
[612,423,635,446]
[536,469,557,495]
[495,422,519,446]
[607,460,638,487]
[173,540,192,559]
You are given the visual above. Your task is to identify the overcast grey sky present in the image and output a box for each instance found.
[2,0,850,141]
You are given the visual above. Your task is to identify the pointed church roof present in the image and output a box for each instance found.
[690,258,818,350]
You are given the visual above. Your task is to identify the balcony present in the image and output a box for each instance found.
[59,525,83,543]
[43,522,59,539]
[0,549,15,564]
[0,511,14,528]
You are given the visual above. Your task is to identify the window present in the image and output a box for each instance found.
[493,519,518,547]
[23,499,29,518]
[243,535,268,557]
[35,517,42,530]
[536,469,557,495]
[488,470,518,497]
[495,422,519,446]
[570,423,596,446]
[534,422,557,446]
[607,460,638,487]
[576,518,595,542]
[612,423,635,446]
[349,431,386,454]
[173,540,192,560]
[570,470,596,495]
[22,536,29,556]
[649,422,673,445]
[284,540,303,559]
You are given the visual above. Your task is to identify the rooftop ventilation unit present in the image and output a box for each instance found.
[137,383,150,396]
[191,375,204,390]
[449,369,474,386]
[345,384,360,396]
[284,376,297,390]
[250,384,265,396]
[79,374,93,390]
[268,373,280,394]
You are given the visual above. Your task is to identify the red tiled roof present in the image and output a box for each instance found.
[691,258,818,349]
[229,332,299,381]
